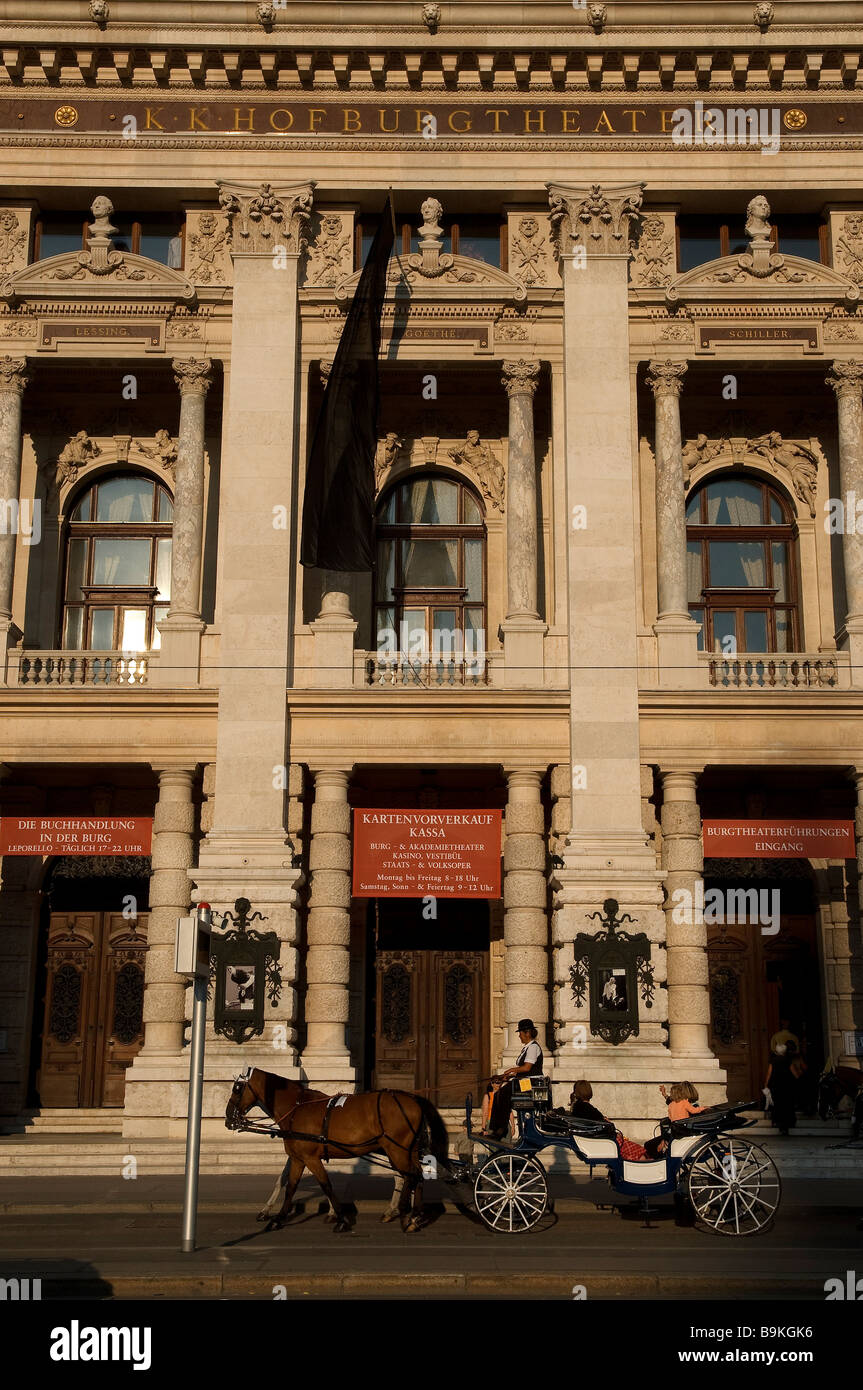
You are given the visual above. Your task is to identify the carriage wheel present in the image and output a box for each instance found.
[473,1152,548,1233]
[683,1136,781,1236]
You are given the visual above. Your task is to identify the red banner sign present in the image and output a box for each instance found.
[0,817,153,856]
[702,819,855,858]
[352,809,502,898]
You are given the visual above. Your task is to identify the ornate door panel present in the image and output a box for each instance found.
[39,911,149,1107]
[431,951,487,1107]
[707,914,820,1103]
[374,950,424,1091]
[706,928,761,1103]
[374,948,489,1100]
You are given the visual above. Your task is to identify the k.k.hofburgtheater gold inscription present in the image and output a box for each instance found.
[0,99,856,140]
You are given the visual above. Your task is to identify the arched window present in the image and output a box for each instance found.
[686,475,799,653]
[375,474,485,662]
[61,473,173,652]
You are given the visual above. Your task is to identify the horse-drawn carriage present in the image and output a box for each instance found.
[226,1068,781,1237]
[456,1075,782,1237]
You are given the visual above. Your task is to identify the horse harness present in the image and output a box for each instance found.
[237,1084,424,1171]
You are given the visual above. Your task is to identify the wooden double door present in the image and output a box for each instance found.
[373,947,489,1104]
[706,912,822,1104]
[38,911,149,1108]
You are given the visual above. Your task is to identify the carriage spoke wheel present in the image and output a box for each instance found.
[684,1137,781,1236]
[473,1153,548,1233]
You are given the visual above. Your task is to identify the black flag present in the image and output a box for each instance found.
[300,198,395,570]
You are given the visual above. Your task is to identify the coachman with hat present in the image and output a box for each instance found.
[488,1019,544,1140]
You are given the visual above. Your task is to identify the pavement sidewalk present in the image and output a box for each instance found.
[0,1173,860,1300]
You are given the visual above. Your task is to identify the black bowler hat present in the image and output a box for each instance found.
[517,1018,536,1032]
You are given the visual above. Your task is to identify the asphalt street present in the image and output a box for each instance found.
[0,1172,860,1299]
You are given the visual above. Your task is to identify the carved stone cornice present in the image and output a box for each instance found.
[547,182,644,260]
[646,359,687,398]
[217,181,315,257]
[501,359,540,398]
[172,357,212,397]
[827,361,863,399]
[0,355,28,394]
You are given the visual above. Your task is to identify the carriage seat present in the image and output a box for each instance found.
[539,1109,617,1140]
[666,1100,755,1139]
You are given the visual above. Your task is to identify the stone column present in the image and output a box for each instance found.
[647,360,701,687]
[500,359,546,689]
[0,357,28,682]
[660,770,713,1058]
[846,770,863,1063]
[139,766,197,1054]
[310,361,359,685]
[828,362,863,682]
[150,359,211,687]
[301,768,355,1083]
[503,770,549,1058]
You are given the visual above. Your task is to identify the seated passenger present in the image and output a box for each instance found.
[644,1081,707,1158]
[569,1079,607,1124]
[567,1079,647,1160]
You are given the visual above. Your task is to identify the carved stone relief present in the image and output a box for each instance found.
[48,196,156,284]
[184,209,232,287]
[136,429,179,480]
[682,431,825,516]
[374,431,403,491]
[217,181,314,257]
[631,211,676,288]
[0,210,30,277]
[448,431,505,512]
[506,211,559,288]
[303,210,354,288]
[703,196,816,285]
[831,212,863,286]
[548,182,644,259]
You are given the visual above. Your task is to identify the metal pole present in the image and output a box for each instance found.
[181,904,210,1253]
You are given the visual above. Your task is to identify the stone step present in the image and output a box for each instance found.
[2,1109,125,1135]
[0,1128,859,1178]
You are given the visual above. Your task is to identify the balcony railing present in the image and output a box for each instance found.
[703,652,849,690]
[362,652,489,687]
[13,650,151,687]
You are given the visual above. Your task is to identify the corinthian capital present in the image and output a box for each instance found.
[502,359,540,397]
[647,359,688,398]
[0,355,28,394]
[173,357,212,397]
[827,360,863,399]
[547,181,644,259]
[217,180,315,256]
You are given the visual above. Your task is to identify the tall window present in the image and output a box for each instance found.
[36,212,184,266]
[686,476,799,654]
[356,214,503,269]
[375,475,485,661]
[62,474,173,652]
[677,213,825,272]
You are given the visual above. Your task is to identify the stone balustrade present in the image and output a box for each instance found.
[12,649,152,686]
[703,652,847,690]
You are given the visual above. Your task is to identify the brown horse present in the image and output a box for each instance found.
[226,1067,451,1233]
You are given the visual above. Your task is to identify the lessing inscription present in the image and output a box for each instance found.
[698,324,818,348]
[0,99,852,139]
[41,321,163,347]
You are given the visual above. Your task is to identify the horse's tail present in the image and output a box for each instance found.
[416,1096,453,1172]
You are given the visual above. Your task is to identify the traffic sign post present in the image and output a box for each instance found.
[179,903,212,1253]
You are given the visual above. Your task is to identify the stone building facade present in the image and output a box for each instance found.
[0,0,862,1146]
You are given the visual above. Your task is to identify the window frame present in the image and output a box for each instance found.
[676,214,827,271]
[685,474,801,655]
[374,473,487,658]
[60,473,174,653]
[355,215,505,270]
[34,214,185,265]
